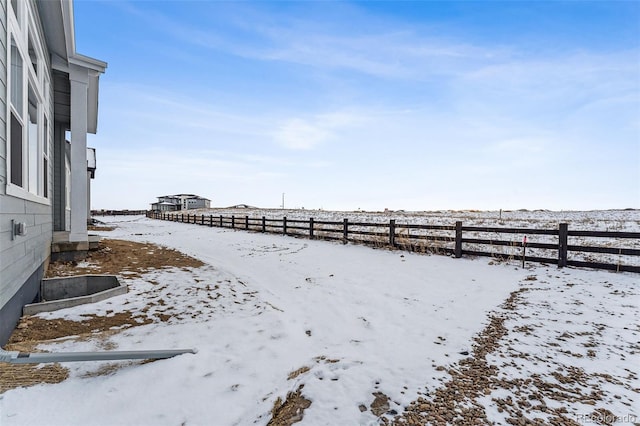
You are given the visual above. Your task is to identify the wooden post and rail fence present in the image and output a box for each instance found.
[146,211,640,273]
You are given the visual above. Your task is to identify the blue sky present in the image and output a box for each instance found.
[74,0,640,211]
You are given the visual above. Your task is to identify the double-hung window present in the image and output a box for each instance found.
[7,0,51,203]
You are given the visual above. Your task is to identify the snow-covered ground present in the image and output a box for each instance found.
[1,215,638,425]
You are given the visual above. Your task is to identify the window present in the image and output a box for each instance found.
[43,116,49,198]
[10,38,23,112]
[10,113,22,186]
[7,3,49,202]
[28,33,38,77]
[27,84,38,192]
[9,36,23,186]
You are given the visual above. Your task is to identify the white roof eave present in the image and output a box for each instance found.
[71,57,107,134]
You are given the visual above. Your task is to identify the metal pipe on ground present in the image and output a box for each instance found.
[0,348,196,364]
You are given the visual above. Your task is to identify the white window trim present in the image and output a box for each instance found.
[5,0,51,206]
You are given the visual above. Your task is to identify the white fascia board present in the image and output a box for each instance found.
[61,0,76,58]
[69,53,107,73]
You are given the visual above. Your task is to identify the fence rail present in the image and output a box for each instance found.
[92,210,148,216]
[147,211,640,273]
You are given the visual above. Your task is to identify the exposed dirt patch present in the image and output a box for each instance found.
[0,361,69,394]
[287,366,311,381]
[8,312,152,345]
[46,238,205,279]
[87,224,115,232]
[371,391,391,417]
[268,385,312,426]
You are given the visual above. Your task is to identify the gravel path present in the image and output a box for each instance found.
[390,268,639,425]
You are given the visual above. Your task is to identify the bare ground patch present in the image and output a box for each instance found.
[0,361,69,394]
[8,312,153,344]
[46,238,204,279]
[268,385,312,426]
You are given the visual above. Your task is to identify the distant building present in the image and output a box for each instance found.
[151,194,210,212]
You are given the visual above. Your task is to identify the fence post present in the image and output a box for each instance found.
[219,215,223,227]
[343,218,348,244]
[454,221,463,258]
[262,216,266,233]
[558,223,568,268]
[389,220,395,247]
[245,215,249,230]
[209,215,213,227]
[181,214,184,223]
[231,215,235,229]
[283,217,287,235]
[310,218,314,239]
[201,215,204,225]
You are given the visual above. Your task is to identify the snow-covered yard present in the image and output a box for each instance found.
[1,215,638,425]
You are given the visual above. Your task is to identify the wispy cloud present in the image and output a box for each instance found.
[273,111,367,150]
[274,118,330,150]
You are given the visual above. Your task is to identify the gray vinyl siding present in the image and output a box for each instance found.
[0,197,51,308]
[0,0,53,312]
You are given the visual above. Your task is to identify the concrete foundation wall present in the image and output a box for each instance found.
[0,264,42,345]
[42,275,119,300]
